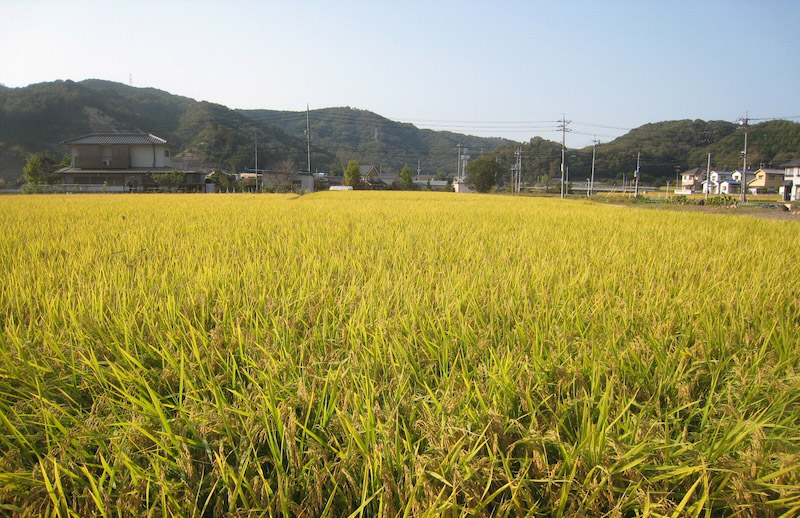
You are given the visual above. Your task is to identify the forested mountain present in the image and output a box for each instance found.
[240,107,515,175]
[0,80,514,183]
[2,79,798,186]
[486,119,800,186]
[0,80,332,182]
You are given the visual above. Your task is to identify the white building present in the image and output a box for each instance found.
[676,167,706,194]
[731,169,755,185]
[782,158,800,201]
[701,170,733,194]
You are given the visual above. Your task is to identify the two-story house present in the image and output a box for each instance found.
[781,158,800,201]
[676,167,706,194]
[701,170,733,194]
[58,133,204,192]
[731,169,755,185]
[747,168,784,194]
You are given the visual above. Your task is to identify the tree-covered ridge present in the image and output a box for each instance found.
[0,80,333,182]
[2,79,799,185]
[485,119,800,186]
[239,107,516,175]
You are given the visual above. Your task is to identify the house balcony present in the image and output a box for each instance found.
[35,183,205,193]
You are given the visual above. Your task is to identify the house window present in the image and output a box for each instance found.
[164,149,170,157]
[101,146,112,166]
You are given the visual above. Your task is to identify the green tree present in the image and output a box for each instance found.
[22,152,65,186]
[399,164,414,190]
[344,160,361,187]
[465,155,501,193]
[23,154,42,185]
[152,169,186,192]
[541,175,551,193]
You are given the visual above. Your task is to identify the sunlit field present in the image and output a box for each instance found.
[1,192,798,517]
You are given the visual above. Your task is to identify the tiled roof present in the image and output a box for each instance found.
[61,133,168,145]
[57,167,193,174]
[780,158,800,168]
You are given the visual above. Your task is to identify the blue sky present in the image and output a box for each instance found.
[2,0,798,147]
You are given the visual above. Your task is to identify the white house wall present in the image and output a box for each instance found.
[130,145,171,168]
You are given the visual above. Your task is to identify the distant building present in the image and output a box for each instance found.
[747,168,784,194]
[702,170,733,194]
[58,133,203,192]
[731,169,755,186]
[453,179,474,193]
[676,167,706,194]
[781,158,800,201]
[719,179,740,195]
[239,168,314,192]
[360,165,386,189]
[412,178,449,191]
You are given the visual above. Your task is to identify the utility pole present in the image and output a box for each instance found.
[705,152,711,202]
[558,115,570,198]
[254,131,258,193]
[510,146,522,193]
[634,152,640,198]
[456,143,463,181]
[675,166,680,198]
[306,104,311,173]
[417,158,421,178]
[738,113,749,203]
[590,138,599,196]
[511,147,522,193]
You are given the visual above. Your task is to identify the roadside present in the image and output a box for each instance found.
[591,194,800,221]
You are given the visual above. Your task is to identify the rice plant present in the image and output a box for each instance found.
[0,192,798,517]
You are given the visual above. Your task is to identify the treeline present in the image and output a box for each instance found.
[0,80,335,182]
[485,119,800,186]
[3,80,799,186]
[240,107,515,175]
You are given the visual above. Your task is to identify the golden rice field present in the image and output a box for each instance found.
[1,191,799,517]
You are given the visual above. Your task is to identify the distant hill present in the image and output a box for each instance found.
[239,107,516,174]
[485,119,800,186]
[0,80,332,182]
[2,80,798,186]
